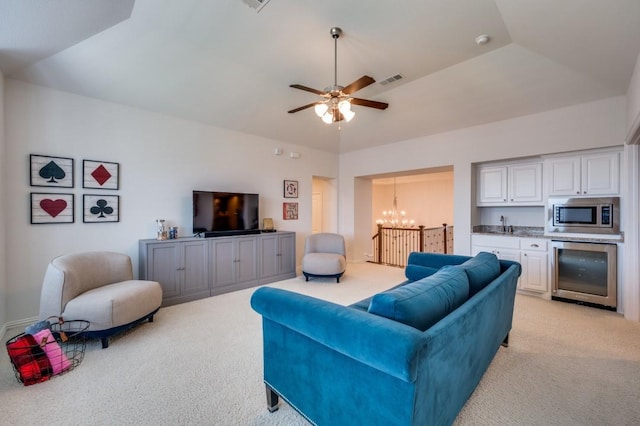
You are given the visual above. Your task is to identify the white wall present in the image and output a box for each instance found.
[0,72,6,334]
[339,96,627,262]
[371,172,454,233]
[3,79,338,324]
[627,51,640,142]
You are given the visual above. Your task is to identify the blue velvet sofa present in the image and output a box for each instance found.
[250,252,521,426]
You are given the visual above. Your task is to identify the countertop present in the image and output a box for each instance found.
[471,225,623,243]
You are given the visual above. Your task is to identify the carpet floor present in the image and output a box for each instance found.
[1,262,639,425]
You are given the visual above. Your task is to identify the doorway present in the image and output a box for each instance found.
[312,176,337,234]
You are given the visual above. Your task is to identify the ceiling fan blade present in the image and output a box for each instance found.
[290,84,327,96]
[342,75,375,95]
[288,103,319,114]
[351,97,389,110]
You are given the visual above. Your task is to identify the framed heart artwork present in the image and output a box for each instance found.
[30,154,74,188]
[30,193,75,224]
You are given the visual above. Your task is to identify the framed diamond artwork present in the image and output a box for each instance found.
[83,160,120,190]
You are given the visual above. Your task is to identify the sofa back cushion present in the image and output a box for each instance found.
[459,251,501,297]
[404,264,439,282]
[368,266,469,331]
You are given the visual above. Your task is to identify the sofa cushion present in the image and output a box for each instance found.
[404,264,439,282]
[459,252,501,297]
[367,266,469,331]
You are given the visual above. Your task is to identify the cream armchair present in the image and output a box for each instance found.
[39,251,162,348]
[301,233,346,283]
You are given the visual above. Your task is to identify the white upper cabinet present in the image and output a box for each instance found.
[546,150,620,196]
[477,162,543,206]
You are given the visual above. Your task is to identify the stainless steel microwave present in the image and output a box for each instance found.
[547,197,619,235]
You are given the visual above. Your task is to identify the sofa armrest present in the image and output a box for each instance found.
[251,286,427,382]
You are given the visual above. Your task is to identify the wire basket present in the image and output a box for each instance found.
[5,318,89,386]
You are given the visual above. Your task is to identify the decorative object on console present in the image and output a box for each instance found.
[262,218,275,232]
[83,194,119,223]
[82,159,120,190]
[283,202,298,220]
[30,154,74,188]
[30,192,74,224]
[284,180,298,198]
[156,219,167,240]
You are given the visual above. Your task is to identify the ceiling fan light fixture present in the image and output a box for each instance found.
[321,112,334,124]
[343,109,355,122]
[314,103,328,117]
[338,99,352,114]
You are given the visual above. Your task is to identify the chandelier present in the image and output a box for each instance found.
[376,177,415,228]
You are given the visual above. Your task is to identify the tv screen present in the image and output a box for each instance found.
[193,191,260,236]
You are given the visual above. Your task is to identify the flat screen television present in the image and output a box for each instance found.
[192,191,260,237]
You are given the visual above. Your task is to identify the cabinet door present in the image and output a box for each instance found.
[259,234,279,279]
[521,251,548,292]
[236,236,258,284]
[182,240,209,295]
[581,152,619,195]
[547,156,581,196]
[478,166,508,204]
[211,239,236,288]
[146,243,181,299]
[509,163,542,204]
[278,233,296,275]
[492,248,521,263]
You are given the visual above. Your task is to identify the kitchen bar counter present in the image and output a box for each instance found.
[472,225,623,243]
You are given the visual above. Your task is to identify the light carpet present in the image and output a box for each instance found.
[1,262,640,425]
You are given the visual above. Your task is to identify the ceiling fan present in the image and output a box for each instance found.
[288,27,389,124]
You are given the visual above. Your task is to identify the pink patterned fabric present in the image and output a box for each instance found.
[33,329,71,374]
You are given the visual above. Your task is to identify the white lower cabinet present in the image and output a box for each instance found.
[471,235,549,295]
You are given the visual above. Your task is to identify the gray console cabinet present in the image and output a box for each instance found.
[210,235,259,295]
[260,232,296,282]
[139,232,296,306]
[138,239,209,306]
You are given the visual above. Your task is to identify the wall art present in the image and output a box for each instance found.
[83,194,120,223]
[30,154,74,188]
[30,193,74,224]
[283,202,298,220]
[283,180,298,198]
[83,160,120,190]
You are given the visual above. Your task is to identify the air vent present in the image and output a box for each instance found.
[242,0,270,12]
[380,73,404,86]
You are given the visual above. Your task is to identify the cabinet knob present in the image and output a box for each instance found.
[523,253,528,256]
[576,191,580,194]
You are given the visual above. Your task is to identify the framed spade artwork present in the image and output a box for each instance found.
[30,193,74,224]
[30,154,74,188]
[83,160,120,190]
[83,194,120,223]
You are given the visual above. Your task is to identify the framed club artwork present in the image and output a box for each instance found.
[83,194,120,223]
[30,193,74,224]
[83,160,120,190]
[30,154,74,188]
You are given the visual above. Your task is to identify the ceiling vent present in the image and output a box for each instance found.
[242,0,271,12]
[380,73,404,86]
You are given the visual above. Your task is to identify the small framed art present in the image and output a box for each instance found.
[30,154,74,188]
[31,193,74,224]
[83,194,120,223]
[83,160,120,190]
[283,202,298,220]
[283,180,298,198]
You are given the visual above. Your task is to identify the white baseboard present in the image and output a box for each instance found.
[1,316,40,339]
